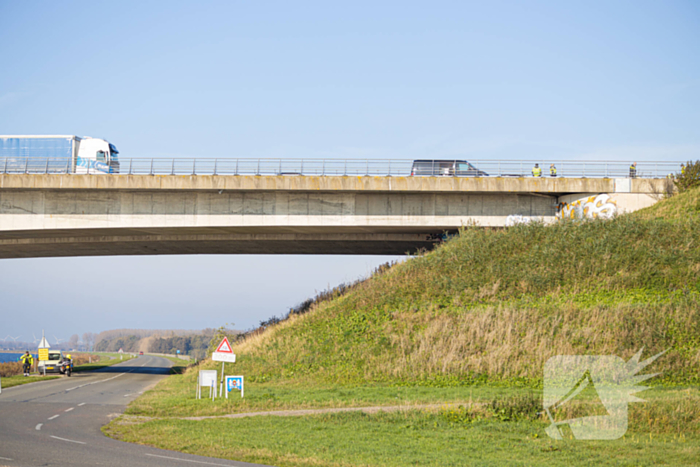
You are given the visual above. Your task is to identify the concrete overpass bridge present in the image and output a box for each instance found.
[0,169,673,259]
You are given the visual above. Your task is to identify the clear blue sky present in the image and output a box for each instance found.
[1,1,698,342]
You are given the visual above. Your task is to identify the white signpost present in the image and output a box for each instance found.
[38,330,50,376]
[197,370,218,400]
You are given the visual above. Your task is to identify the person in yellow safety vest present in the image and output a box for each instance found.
[19,351,34,376]
[550,164,557,177]
[629,162,637,178]
[681,164,686,175]
[532,164,542,177]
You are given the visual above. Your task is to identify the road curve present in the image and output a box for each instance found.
[0,355,271,467]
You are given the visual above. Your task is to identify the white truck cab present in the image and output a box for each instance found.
[74,137,120,174]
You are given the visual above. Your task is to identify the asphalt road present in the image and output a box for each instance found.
[0,355,271,467]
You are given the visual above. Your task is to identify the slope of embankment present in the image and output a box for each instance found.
[233,188,700,386]
[111,189,700,467]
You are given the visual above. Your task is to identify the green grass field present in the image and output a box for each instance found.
[107,386,700,467]
[1,375,60,389]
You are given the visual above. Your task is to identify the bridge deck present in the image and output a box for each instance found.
[0,174,673,194]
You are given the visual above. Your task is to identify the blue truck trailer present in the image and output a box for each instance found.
[0,135,119,174]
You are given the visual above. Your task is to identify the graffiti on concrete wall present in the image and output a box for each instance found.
[557,194,618,220]
[505,214,532,226]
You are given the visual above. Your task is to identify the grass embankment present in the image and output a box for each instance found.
[108,188,700,466]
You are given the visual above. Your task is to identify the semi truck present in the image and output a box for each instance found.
[0,135,120,174]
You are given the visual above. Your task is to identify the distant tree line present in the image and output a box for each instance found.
[149,334,213,359]
[95,335,141,352]
[94,329,221,359]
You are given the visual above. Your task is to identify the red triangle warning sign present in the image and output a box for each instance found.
[215,337,233,353]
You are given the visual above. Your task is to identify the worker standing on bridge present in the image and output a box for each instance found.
[681,163,686,176]
[629,162,637,178]
[550,164,557,177]
[19,351,33,376]
[532,164,542,177]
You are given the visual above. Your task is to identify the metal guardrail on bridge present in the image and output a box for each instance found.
[0,157,685,179]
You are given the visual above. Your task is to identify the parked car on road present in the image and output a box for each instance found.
[410,160,488,177]
[38,350,72,375]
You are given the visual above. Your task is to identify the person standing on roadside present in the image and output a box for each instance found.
[629,162,637,178]
[550,164,557,177]
[532,164,542,177]
[19,351,33,376]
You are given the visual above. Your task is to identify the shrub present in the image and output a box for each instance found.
[673,160,700,193]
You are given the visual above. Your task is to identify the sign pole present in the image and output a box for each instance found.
[219,362,224,398]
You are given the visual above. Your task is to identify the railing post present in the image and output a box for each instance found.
[150,159,154,175]
[388,160,391,176]
[193,159,196,175]
[128,159,133,175]
[322,160,325,176]
[605,163,608,178]
[171,159,175,175]
[3,158,7,173]
[45,158,49,174]
[256,159,260,176]
[366,159,369,176]
[278,159,281,175]
[235,159,239,176]
[214,159,218,176]
[344,159,347,176]
[24,158,29,174]
[300,160,303,175]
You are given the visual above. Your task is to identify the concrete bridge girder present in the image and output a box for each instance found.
[0,174,673,258]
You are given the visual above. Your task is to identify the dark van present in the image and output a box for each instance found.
[410,160,487,177]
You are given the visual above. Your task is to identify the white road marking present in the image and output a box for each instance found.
[35,423,43,431]
[48,415,60,420]
[50,435,86,445]
[0,456,13,460]
[65,407,74,412]
[78,402,86,406]
[144,453,237,465]
[65,371,131,391]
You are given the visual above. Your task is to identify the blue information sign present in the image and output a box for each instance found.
[225,376,244,398]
